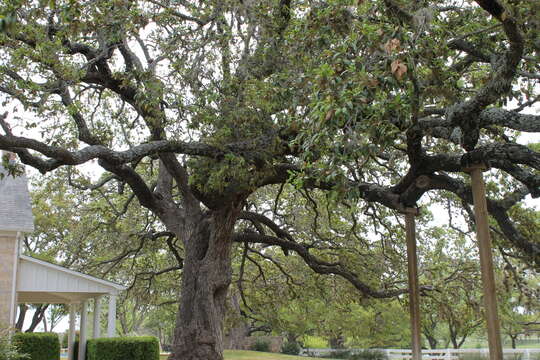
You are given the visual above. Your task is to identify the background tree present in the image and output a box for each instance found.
[498,261,540,349]
[19,168,181,337]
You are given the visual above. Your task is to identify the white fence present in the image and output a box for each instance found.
[300,348,540,359]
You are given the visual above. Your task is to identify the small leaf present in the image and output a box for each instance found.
[384,38,401,54]
[391,59,408,80]
[324,108,335,122]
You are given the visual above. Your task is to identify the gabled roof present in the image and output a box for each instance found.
[17,255,126,303]
[0,165,35,233]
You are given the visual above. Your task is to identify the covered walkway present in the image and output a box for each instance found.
[1,158,126,360]
[17,254,126,360]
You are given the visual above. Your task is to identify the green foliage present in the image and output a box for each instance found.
[281,341,300,355]
[12,333,60,360]
[71,340,81,360]
[27,169,178,339]
[349,350,388,360]
[86,337,159,360]
[250,338,270,352]
[2,0,538,356]
[302,336,328,348]
[0,331,29,360]
[61,332,78,349]
[528,142,540,152]
[0,12,16,33]
[0,153,24,179]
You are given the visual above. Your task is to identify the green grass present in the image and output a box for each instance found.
[159,350,323,360]
[225,350,323,359]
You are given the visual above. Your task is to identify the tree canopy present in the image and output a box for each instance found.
[0,0,539,359]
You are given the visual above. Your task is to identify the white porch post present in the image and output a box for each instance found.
[78,301,88,360]
[107,294,117,337]
[93,296,101,338]
[67,304,76,360]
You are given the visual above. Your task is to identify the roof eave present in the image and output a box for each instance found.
[19,255,127,291]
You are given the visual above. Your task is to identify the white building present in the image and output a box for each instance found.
[0,156,126,360]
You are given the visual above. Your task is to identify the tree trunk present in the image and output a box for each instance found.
[16,304,28,331]
[224,323,250,350]
[25,304,49,332]
[170,205,240,360]
[224,293,250,350]
[329,334,345,349]
[426,334,438,349]
[449,325,459,349]
[287,333,299,344]
[510,335,517,349]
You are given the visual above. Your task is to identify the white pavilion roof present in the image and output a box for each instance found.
[16,255,126,303]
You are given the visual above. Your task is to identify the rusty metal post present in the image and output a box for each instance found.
[404,207,422,360]
[468,165,503,360]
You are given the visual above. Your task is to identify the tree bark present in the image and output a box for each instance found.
[329,334,346,349]
[16,304,28,331]
[25,304,49,332]
[425,334,438,349]
[449,326,459,349]
[224,293,250,350]
[224,323,250,350]
[170,205,240,360]
[510,335,517,349]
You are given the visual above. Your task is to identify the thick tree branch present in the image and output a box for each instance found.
[446,1,524,150]
[419,108,540,138]
[98,160,160,213]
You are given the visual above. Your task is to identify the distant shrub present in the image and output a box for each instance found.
[281,341,301,355]
[71,341,79,360]
[350,349,388,360]
[61,332,79,348]
[251,338,270,352]
[86,337,159,360]
[320,350,350,359]
[12,333,59,360]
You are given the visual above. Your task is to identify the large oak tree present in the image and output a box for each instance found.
[1,0,539,359]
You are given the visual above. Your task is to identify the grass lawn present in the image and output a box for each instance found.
[225,350,323,359]
[159,350,323,360]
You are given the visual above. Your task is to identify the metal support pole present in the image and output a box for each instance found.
[468,165,503,360]
[405,207,422,360]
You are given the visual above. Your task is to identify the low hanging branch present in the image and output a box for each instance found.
[233,232,431,299]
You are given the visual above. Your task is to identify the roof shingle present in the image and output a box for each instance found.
[0,165,35,233]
